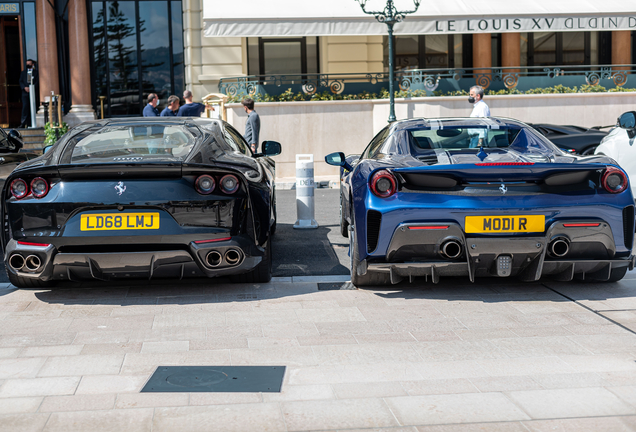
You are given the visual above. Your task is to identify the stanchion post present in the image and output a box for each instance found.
[293,154,318,230]
[28,69,36,128]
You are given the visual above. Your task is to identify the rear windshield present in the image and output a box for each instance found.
[68,125,195,164]
[408,126,521,152]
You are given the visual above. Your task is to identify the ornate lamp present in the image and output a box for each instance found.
[355,0,421,122]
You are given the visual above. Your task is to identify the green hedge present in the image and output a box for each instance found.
[227,84,636,103]
[44,122,69,146]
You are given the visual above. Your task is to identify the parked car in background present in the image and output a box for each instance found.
[0,128,40,191]
[530,123,609,155]
[595,111,636,196]
[1,118,281,288]
[326,117,635,287]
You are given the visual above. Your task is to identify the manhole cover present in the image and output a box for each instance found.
[141,366,286,393]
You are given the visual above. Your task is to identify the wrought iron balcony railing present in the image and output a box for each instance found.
[218,65,636,99]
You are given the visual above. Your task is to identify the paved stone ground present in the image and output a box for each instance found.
[1,272,636,431]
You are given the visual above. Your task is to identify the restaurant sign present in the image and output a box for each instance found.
[431,16,636,34]
[0,3,19,14]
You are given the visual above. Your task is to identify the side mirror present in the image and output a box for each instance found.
[325,152,353,172]
[43,145,53,154]
[260,140,281,157]
[618,111,636,139]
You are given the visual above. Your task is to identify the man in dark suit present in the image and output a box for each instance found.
[18,59,38,128]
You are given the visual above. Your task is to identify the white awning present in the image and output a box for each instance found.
[203,0,636,37]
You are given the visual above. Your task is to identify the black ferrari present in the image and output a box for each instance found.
[1,118,281,288]
[0,127,41,190]
[530,124,609,155]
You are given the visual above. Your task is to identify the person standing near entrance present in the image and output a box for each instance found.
[242,98,260,153]
[468,85,490,147]
[160,95,180,116]
[18,59,38,128]
[177,90,206,117]
[143,93,160,117]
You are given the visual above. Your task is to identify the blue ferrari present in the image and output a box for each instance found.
[325,117,635,286]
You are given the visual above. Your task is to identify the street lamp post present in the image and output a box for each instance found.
[355,0,421,122]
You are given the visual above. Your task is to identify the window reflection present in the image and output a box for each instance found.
[23,3,37,61]
[139,2,169,108]
[91,0,185,116]
[171,1,184,100]
[107,1,139,116]
[93,2,107,116]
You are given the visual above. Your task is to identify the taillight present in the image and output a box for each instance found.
[370,170,397,198]
[602,167,628,194]
[10,179,28,199]
[220,175,239,194]
[195,175,215,194]
[30,177,49,199]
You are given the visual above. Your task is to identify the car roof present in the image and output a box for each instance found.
[393,117,529,131]
[75,117,221,128]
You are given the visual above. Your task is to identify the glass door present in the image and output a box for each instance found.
[0,15,23,128]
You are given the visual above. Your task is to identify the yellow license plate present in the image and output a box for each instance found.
[80,213,160,231]
[465,215,545,233]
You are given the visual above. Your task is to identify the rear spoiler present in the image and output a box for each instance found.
[393,163,609,187]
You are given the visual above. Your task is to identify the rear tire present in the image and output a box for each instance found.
[7,271,53,288]
[230,239,272,283]
[606,266,628,282]
[349,225,390,287]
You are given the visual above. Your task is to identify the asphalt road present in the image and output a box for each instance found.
[272,188,350,277]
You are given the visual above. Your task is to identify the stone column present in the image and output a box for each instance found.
[612,31,631,73]
[35,0,59,126]
[501,33,521,90]
[473,33,492,89]
[66,0,96,125]
[502,33,521,67]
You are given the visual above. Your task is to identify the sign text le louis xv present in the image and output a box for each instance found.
[432,16,636,33]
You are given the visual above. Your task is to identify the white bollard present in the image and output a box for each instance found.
[293,154,319,230]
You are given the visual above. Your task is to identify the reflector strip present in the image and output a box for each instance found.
[408,225,449,230]
[563,223,601,227]
[194,237,232,244]
[17,241,51,247]
[475,162,535,166]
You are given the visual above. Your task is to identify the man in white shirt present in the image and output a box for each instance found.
[468,85,490,147]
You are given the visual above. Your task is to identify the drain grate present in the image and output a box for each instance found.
[141,366,286,393]
[317,282,356,291]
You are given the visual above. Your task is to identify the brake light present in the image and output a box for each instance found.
[17,241,51,247]
[370,170,397,198]
[194,237,231,244]
[563,223,601,227]
[475,162,535,166]
[408,225,449,230]
[220,175,239,194]
[30,177,49,199]
[601,167,628,194]
[10,179,28,199]
[195,175,215,194]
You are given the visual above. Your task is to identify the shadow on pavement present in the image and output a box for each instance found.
[272,223,349,277]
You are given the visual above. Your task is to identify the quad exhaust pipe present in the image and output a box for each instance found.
[225,249,242,266]
[9,254,25,271]
[440,240,463,260]
[9,254,42,272]
[549,238,570,257]
[25,255,42,272]
[206,251,223,267]
[205,249,244,267]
